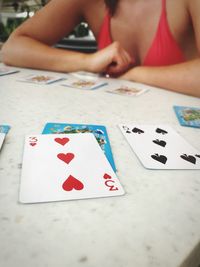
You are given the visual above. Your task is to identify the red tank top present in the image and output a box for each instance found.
[97,0,185,66]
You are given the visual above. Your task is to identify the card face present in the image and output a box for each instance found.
[0,66,19,76]
[0,125,10,134]
[0,125,10,150]
[119,124,200,169]
[174,106,200,128]
[18,74,65,84]
[107,85,148,96]
[19,133,124,203]
[0,133,6,151]
[61,77,107,90]
[42,123,116,172]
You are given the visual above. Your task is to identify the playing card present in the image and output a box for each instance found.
[61,77,107,90]
[18,74,65,84]
[0,133,6,151]
[69,71,101,79]
[107,85,148,96]
[119,124,200,169]
[0,125,10,134]
[0,125,10,151]
[0,66,19,76]
[19,133,124,203]
[42,122,116,172]
[174,106,200,128]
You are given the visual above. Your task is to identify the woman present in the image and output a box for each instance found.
[2,0,200,97]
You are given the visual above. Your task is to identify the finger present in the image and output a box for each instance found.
[120,49,135,68]
[104,42,135,75]
[107,55,131,76]
[110,51,131,71]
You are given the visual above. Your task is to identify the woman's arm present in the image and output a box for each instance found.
[120,0,200,98]
[2,0,133,74]
[2,0,86,71]
[120,59,200,97]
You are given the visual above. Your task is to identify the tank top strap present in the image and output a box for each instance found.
[97,10,112,50]
[159,0,168,26]
[162,0,166,15]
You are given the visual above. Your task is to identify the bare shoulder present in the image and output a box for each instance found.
[81,0,105,18]
[80,0,106,35]
[9,0,104,45]
[39,0,97,17]
[49,0,104,16]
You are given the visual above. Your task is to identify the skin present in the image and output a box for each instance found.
[2,0,200,97]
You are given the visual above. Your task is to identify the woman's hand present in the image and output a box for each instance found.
[88,41,135,76]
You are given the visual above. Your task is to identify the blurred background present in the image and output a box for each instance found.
[0,0,97,52]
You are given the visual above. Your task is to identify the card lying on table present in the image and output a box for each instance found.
[0,66,19,76]
[119,124,200,169]
[42,122,116,172]
[0,125,10,134]
[107,85,148,96]
[0,125,10,150]
[0,134,5,151]
[173,105,200,128]
[18,74,65,84]
[61,77,107,90]
[19,133,124,204]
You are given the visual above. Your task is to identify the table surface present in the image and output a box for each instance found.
[0,64,200,267]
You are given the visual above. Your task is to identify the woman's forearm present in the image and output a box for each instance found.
[2,36,134,75]
[2,35,90,73]
[121,59,200,98]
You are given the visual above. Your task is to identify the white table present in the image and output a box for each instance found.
[0,64,200,267]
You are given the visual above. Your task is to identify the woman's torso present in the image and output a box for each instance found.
[83,0,198,66]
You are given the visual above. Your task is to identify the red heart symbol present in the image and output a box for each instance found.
[62,175,84,191]
[57,153,74,164]
[54,137,69,146]
[30,142,36,146]
[103,173,112,179]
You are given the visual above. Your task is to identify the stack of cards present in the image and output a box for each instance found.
[18,74,65,84]
[174,106,200,128]
[42,122,116,172]
[0,125,10,151]
[19,133,124,203]
[119,124,200,169]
